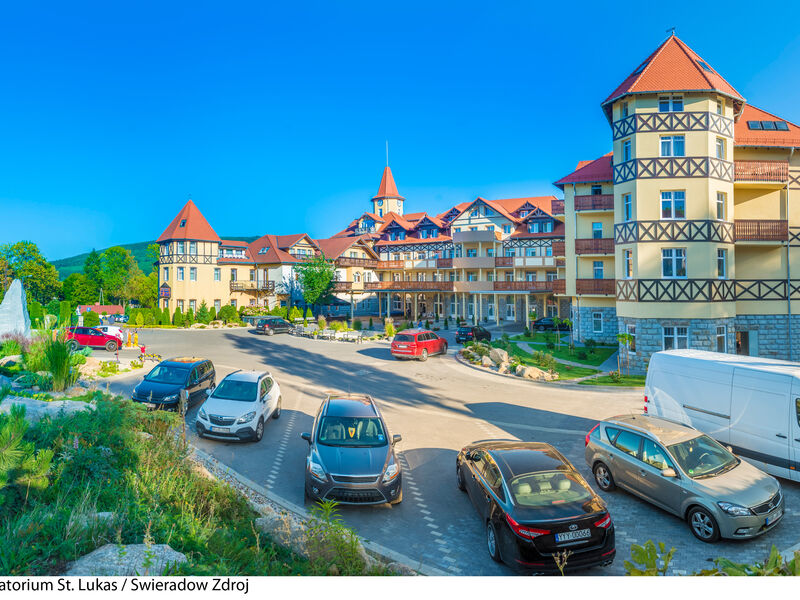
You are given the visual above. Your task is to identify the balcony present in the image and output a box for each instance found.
[551,199,565,215]
[552,240,565,256]
[734,219,788,242]
[493,280,553,292]
[365,281,453,292]
[734,160,789,186]
[452,230,497,243]
[335,256,377,268]
[453,281,495,293]
[576,279,615,296]
[332,281,354,292]
[436,257,453,268]
[452,256,496,269]
[376,260,404,269]
[230,281,276,293]
[575,238,615,255]
[494,256,514,267]
[552,279,566,295]
[575,194,614,211]
[556,258,565,268]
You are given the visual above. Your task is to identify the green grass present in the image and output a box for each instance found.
[511,332,570,344]
[491,341,600,381]
[579,374,647,387]
[544,345,616,367]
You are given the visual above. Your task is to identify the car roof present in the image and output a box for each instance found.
[323,394,378,418]
[224,369,268,383]
[470,442,572,479]
[397,328,430,335]
[161,357,208,368]
[603,414,699,445]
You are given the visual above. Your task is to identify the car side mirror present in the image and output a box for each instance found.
[392,434,402,445]
[300,432,311,443]
[661,467,677,478]
[204,389,211,396]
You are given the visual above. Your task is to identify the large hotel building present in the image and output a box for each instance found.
[156,34,800,372]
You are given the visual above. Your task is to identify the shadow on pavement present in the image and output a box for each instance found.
[356,347,394,361]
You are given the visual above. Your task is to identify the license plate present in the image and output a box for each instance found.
[398,344,407,348]
[766,509,783,526]
[211,426,230,433]
[144,403,156,409]
[555,528,591,543]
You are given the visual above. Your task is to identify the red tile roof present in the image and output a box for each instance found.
[603,35,743,109]
[157,200,220,243]
[314,237,378,260]
[373,166,404,199]
[375,234,453,248]
[553,153,613,188]
[510,220,566,239]
[735,104,800,148]
[78,303,124,315]
[489,196,558,217]
[220,239,249,247]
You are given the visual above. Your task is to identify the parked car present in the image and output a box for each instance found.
[196,370,281,441]
[115,314,129,324]
[65,326,120,352]
[457,441,615,573]
[455,325,492,344]
[95,325,124,341]
[585,414,783,543]
[390,329,447,361]
[132,357,215,410]
[300,394,402,505]
[531,317,569,332]
[644,349,800,482]
[255,317,293,335]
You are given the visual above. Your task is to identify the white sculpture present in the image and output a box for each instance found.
[0,279,32,339]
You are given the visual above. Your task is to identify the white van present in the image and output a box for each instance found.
[645,349,800,482]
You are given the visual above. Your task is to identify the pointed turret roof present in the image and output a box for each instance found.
[372,166,404,200]
[602,34,743,115]
[157,200,221,243]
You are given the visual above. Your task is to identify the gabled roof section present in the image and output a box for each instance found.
[246,233,318,265]
[314,237,379,260]
[489,196,558,217]
[157,200,221,243]
[735,104,800,148]
[553,153,614,189]
[602,35,743,114]
[372,166,404,200]
[220,239,249,247]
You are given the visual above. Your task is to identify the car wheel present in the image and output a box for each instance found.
[420,349,428,362]
[486,521,502,563]
[441,343,448,355]
[688,507,720,543]
[456,465,466,492]
[593,462,616,492]
[272,396,282,419]
[254,418,264,442]
[105,340,118,352]
[537,326,545,332]
[68,340,80,352]
[267,329,275,336]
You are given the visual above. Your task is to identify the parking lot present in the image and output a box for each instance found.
[109,327,800,575]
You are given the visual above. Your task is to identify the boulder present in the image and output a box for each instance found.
[0,374,10,389]
[517,366,547,380]
[190,323,206,329]
[480,356,493,368]
[66,543,187,576]
[0,280,31,339]
[0,397,94,423]
[0,354,22,367]
[497,362,510,375]
[489,347,509,365]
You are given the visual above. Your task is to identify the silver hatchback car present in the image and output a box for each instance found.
[585,414,783,543]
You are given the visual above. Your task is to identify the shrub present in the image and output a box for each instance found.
[425,320,431,330]
[70,353,87,366]
[1,339,23,358]
[45,300,60,317]
[524,327,531,338]
[135,311,144,328]
[305,307,313,320]
[185,308,195,326]
[585,338,597,354]
[317,316,327,330]
[545,341,555,350]
[23,340,48,372]
[368,318,373,330]
[443,317,449,330]
[42,335,77,392]
[352,320,362,331]
[577,350,588,360]
[385,321,396,338]
[608,370,623,383]
[208,307,216,322]
[28,301,44,326]
[58,301,72,327]
[173,306,185,327]
[215,305,236,324]
[143,310,156,326]
[288,306,303,322]
[196,301,211,324]
[83,311,100,327]
[160,307,172,326]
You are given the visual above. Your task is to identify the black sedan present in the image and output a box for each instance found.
[532,317,569,332]
[255,317,293,335]
[455,326,492,344]
[456,441,615,574]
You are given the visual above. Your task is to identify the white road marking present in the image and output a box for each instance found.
[264,394,299,489]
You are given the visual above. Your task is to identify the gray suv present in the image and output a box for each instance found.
[585,414,783,543]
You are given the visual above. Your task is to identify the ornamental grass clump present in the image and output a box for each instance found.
[42,334,76,392]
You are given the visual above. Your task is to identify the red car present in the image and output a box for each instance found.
[65,326,120,352]
[390,329,448,361]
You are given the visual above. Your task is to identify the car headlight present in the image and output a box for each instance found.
[198,408,207,420]
[382,462,399,484]
[237,411,256,424]
[309,458,327,482]
[164,394,178,403]
[717,502,752,516]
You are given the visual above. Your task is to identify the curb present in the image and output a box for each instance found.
[190,446,449,577]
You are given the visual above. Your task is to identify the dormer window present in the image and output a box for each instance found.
[519,210,529,217]
[179,219,187,227]
[258,247,269,254]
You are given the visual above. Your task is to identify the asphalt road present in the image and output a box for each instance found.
[107,327,800,576]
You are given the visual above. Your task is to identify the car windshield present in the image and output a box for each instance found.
[393,334,414,343]
[317,416,387,447]
[257,319,267,325]
[509,471,594,508]
[667,435,739,479]
[145,365,189,385]
[212,379,257,402]
[457,327,471,333]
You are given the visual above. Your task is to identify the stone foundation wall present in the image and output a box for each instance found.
[733,314,800,360]
[575,306,618,345]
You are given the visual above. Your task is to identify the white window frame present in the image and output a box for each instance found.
[659,95,683,112]
[661,248,687,279]
[624,249,633,279]
[592,312,603,334]
[189,267,197,281]
[626,323,636,354]
[660,135,685,157]
[592,222,603,239]
[717,248,727,279]
[177,267,184,281]
[593,260,604,279]
[716,192,726,221]
[503,224,512,234]
[660,191,686,220]
[162,267,169,281]
[716,325,727,353]
[622,139,632,162]
[715,137,726,160]
[662,326,688,350]
[623,194,632,221]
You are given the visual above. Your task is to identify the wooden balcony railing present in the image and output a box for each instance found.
[556,258,566,268]
[575,238,615,255]
[576,279,615,296]
[551,199,565,215]
[332,281,353,291]
[335,257,377,268]
[493,280,553,292]
[734,160,789,183]
[230,281,276,293]
[574,194,614,211]
[734,219,788,242]
[552,279,566,295]
[436,258,453,268]
[376,260,404,269]
[552,240,565,256]
[494,256,514,267]
[364,281,453,291]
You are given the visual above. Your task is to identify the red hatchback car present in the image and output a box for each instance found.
[65,326,120,352]
[391,329,448,361]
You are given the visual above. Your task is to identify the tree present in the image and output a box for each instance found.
[289,306,303,322]
[62,273,98,305]
[208,306,217,322]
[217,305,238,323]
[161,306,172,326]
[131,271,157,307]
[28,300,44,325]
[145,244,160,273]
[173,306,185,327]
[293,254,336,309]
[83,311,100,327]
[196,301,211,324]
[0,241,61,303]
[58,301,72,327]
[616,332,635,375]
[83,249,103,289]
[185,308,195,326]
[101,246,140,305]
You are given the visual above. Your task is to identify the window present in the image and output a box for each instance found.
[622,139,632,162]
[487,272,494,282]
[623,194,632,221]
[505,297,515,320]
[621,101,629,118]
[660,191,686,219]
[177,299,184,311]
[545,245,552,257]
[546,271,557,281]
[231,299,237,308]
[177,241,185,254]
[469,226,478,232]
[592,312,603,334]
[592,222,603,239]
[715,137,726,160]
[486,248,495,257]
[486,225,495,232]
[663,326,688,350]
[503,224,511,234]
[505,272,514,282]
[505,248,515,257]
[543,221,553,233]
[717,249,727,279]
[162,267,169,281]
[179,219,187,227]
[624,249,633,278]
[189,299,196,312]
[249,269,255,281]
[526,247,537,257]
[214,300,221,312]
[529,222,540,233]
[642,439,673,470]
[660,135,685,157]
[716,192,726,220]
[627,324,636,353]
[591,185,603,195]
[716,98,724,115]
[177,267,184,281]
[716,325,727,353]
[231,268,238,281]
[454,227,461,233]
[661,248,686,278]
[613,430,642,457]
[189,267,197,281]
[593,261,604,279]
[189,241,197,255]
[466,248,477,257]
[214,267,221,281]
[659,95,683,112]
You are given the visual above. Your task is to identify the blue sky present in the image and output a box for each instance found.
[2,1,800,260]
